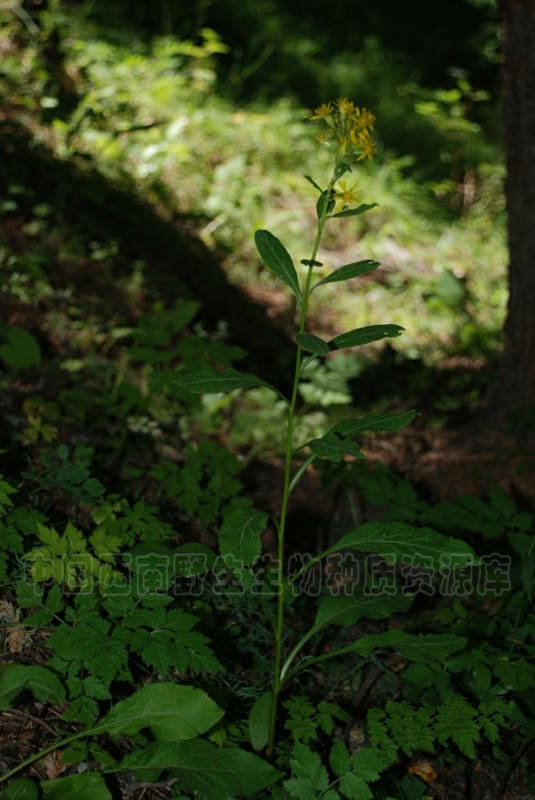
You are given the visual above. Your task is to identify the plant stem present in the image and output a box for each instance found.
[267,182,333,755]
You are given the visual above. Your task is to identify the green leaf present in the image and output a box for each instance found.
[0,327,41,368]
[332,410,417,437]
[219,508,268,565]
[329,739,351,777]
[171,367,271,395]
[329,324,404,351]
[326,520,478,570]
[434,695,479,759]
[94,683,223,740]
[305,433,365,462]
[312,592,412,634]
[255,230,302,302]
[41,773,112,800]
[0,665,65,710]
[353,630,467,661]
[296,333,331,356]
[249,691,272,751]
[119,739,282,797]
[1,778,39,799]
[284,743,330,798]
[304,175,323,193]
[330,202,377,218]
[312,260,380,291]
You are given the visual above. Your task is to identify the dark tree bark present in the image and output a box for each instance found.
[497,0,535,410]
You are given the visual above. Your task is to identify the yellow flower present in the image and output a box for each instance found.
[311,98,376,163]
[355,130,376,160]
[352,107,376,131]
[333,180,361,213]
[337,97,356,116]
[310,102,333,120]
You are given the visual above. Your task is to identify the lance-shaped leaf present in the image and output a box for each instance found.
[329,324,404,351]
[330,202,377,218]
[353,630,467,661]
[172,367,273,395]
[312,260,380,291]
[305,432,365,462]
[296,333,331,356]
[219,508,268,565]
[93,683,223,740]
[249,691,272,751]
[119,739,282,797]
[323,521,479,569]
[332,410,417,438]
[312,592,412,635]
[255,230,302,302]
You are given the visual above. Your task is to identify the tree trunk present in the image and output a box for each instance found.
[498,0,535,411]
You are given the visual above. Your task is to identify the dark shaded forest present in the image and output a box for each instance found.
[1,1,534,799]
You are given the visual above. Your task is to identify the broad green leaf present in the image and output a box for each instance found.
[326,521,478,569]
[255,230,302,302]
[94,683,223,740]
[2,779,39,800]
[248,691,272,751]
[219,508,268,565]
[353,630,467,661]
[41,773,111,800]
[330,202,377,218]
[312,592,412,634]
[0,665,65,710]
[332,410,417,437]
[304,433,365,462]
[0,327,41,368]
[172,367,271,395]
[296,333,330,356]
[119,740,282,797]
[329,325,404,351]
[312,260,380,291]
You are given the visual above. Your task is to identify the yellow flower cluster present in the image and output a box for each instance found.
[311,98,376,162]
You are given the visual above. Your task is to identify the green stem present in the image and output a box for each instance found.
[267,180,334,756]
[0,727,95,784]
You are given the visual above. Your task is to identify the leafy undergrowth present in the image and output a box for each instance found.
[1,156,534,800]
[1,7,535,800]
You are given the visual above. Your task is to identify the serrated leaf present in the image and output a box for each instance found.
[354,631,467,662]
[0,665,65,710]
[329,739,351,777]
[325,520,478,570]
[255,230,302,302]
[94,683,223,740]
[434,695,479,759]
[119,739,281,797]
[312,592,412,634]
[219,509,268,565]
[296,333,331,356]
[40,773,111,800]
[249,691,272,751]
[171,367,271,395]
[329,324,404,351]
[330,202,377,218]
[312,260,380,291]
[305,432,365,462]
